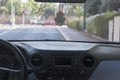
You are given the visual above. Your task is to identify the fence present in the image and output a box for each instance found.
[0,14,30,24]
[109,16,120,42]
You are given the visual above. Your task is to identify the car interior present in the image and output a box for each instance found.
[0,0,120,80]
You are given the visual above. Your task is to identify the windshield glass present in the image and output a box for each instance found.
[0,0,120,42]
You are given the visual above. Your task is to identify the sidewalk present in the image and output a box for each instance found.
[0,24,11,30]
[59,26,107,42]
[0,24,21,30]
[0,24,18,36]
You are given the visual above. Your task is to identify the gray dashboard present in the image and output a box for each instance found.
[12,41,120,80]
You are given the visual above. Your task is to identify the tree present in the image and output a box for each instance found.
[100,0,120,12]
[0,0,48,15]
[0,0,8,6]
[86,0,102,15]
[0,0,9,14]
[0,0,25,15]
[27,1,56,15]
[75,5,83,17]
[65,3,83,16]
[86,0,120,16]
[44,7,55,19]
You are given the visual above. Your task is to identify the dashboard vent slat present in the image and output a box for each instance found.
[82,55,95,68]
[30,54,43,67]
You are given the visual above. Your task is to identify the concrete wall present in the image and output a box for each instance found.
[109,16,120,42]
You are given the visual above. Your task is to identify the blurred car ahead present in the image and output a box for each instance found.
[37,20,55,26]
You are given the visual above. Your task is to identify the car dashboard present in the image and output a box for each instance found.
[1,41,120,80]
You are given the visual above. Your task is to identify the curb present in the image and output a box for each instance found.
[82,31,108,41]
[0,25,17,36]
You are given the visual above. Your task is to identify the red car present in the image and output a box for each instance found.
[42,20,55,26]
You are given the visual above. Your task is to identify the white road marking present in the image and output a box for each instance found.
[0,25,71,40]
[57,26,71,40]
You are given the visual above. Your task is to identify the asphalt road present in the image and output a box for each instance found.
[0,25,103,41]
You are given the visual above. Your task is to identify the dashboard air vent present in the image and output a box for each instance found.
[30,54,43,67]
[82,55,95,68]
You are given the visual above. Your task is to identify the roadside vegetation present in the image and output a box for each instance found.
[67,12,120,39]
[66,0,120,39]
[0,0,57,24]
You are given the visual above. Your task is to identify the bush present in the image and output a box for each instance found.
[87,12,120,39]
[66,19,84,31]
[67,12,120,39]
[83,12,120,39]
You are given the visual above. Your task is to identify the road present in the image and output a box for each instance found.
[0,25,103,41]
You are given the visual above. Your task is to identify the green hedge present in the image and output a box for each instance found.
[86,12,120,39]
[67,12,120,39]
[67,20,81,30]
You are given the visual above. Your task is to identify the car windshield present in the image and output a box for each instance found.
[0,0,120,42]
